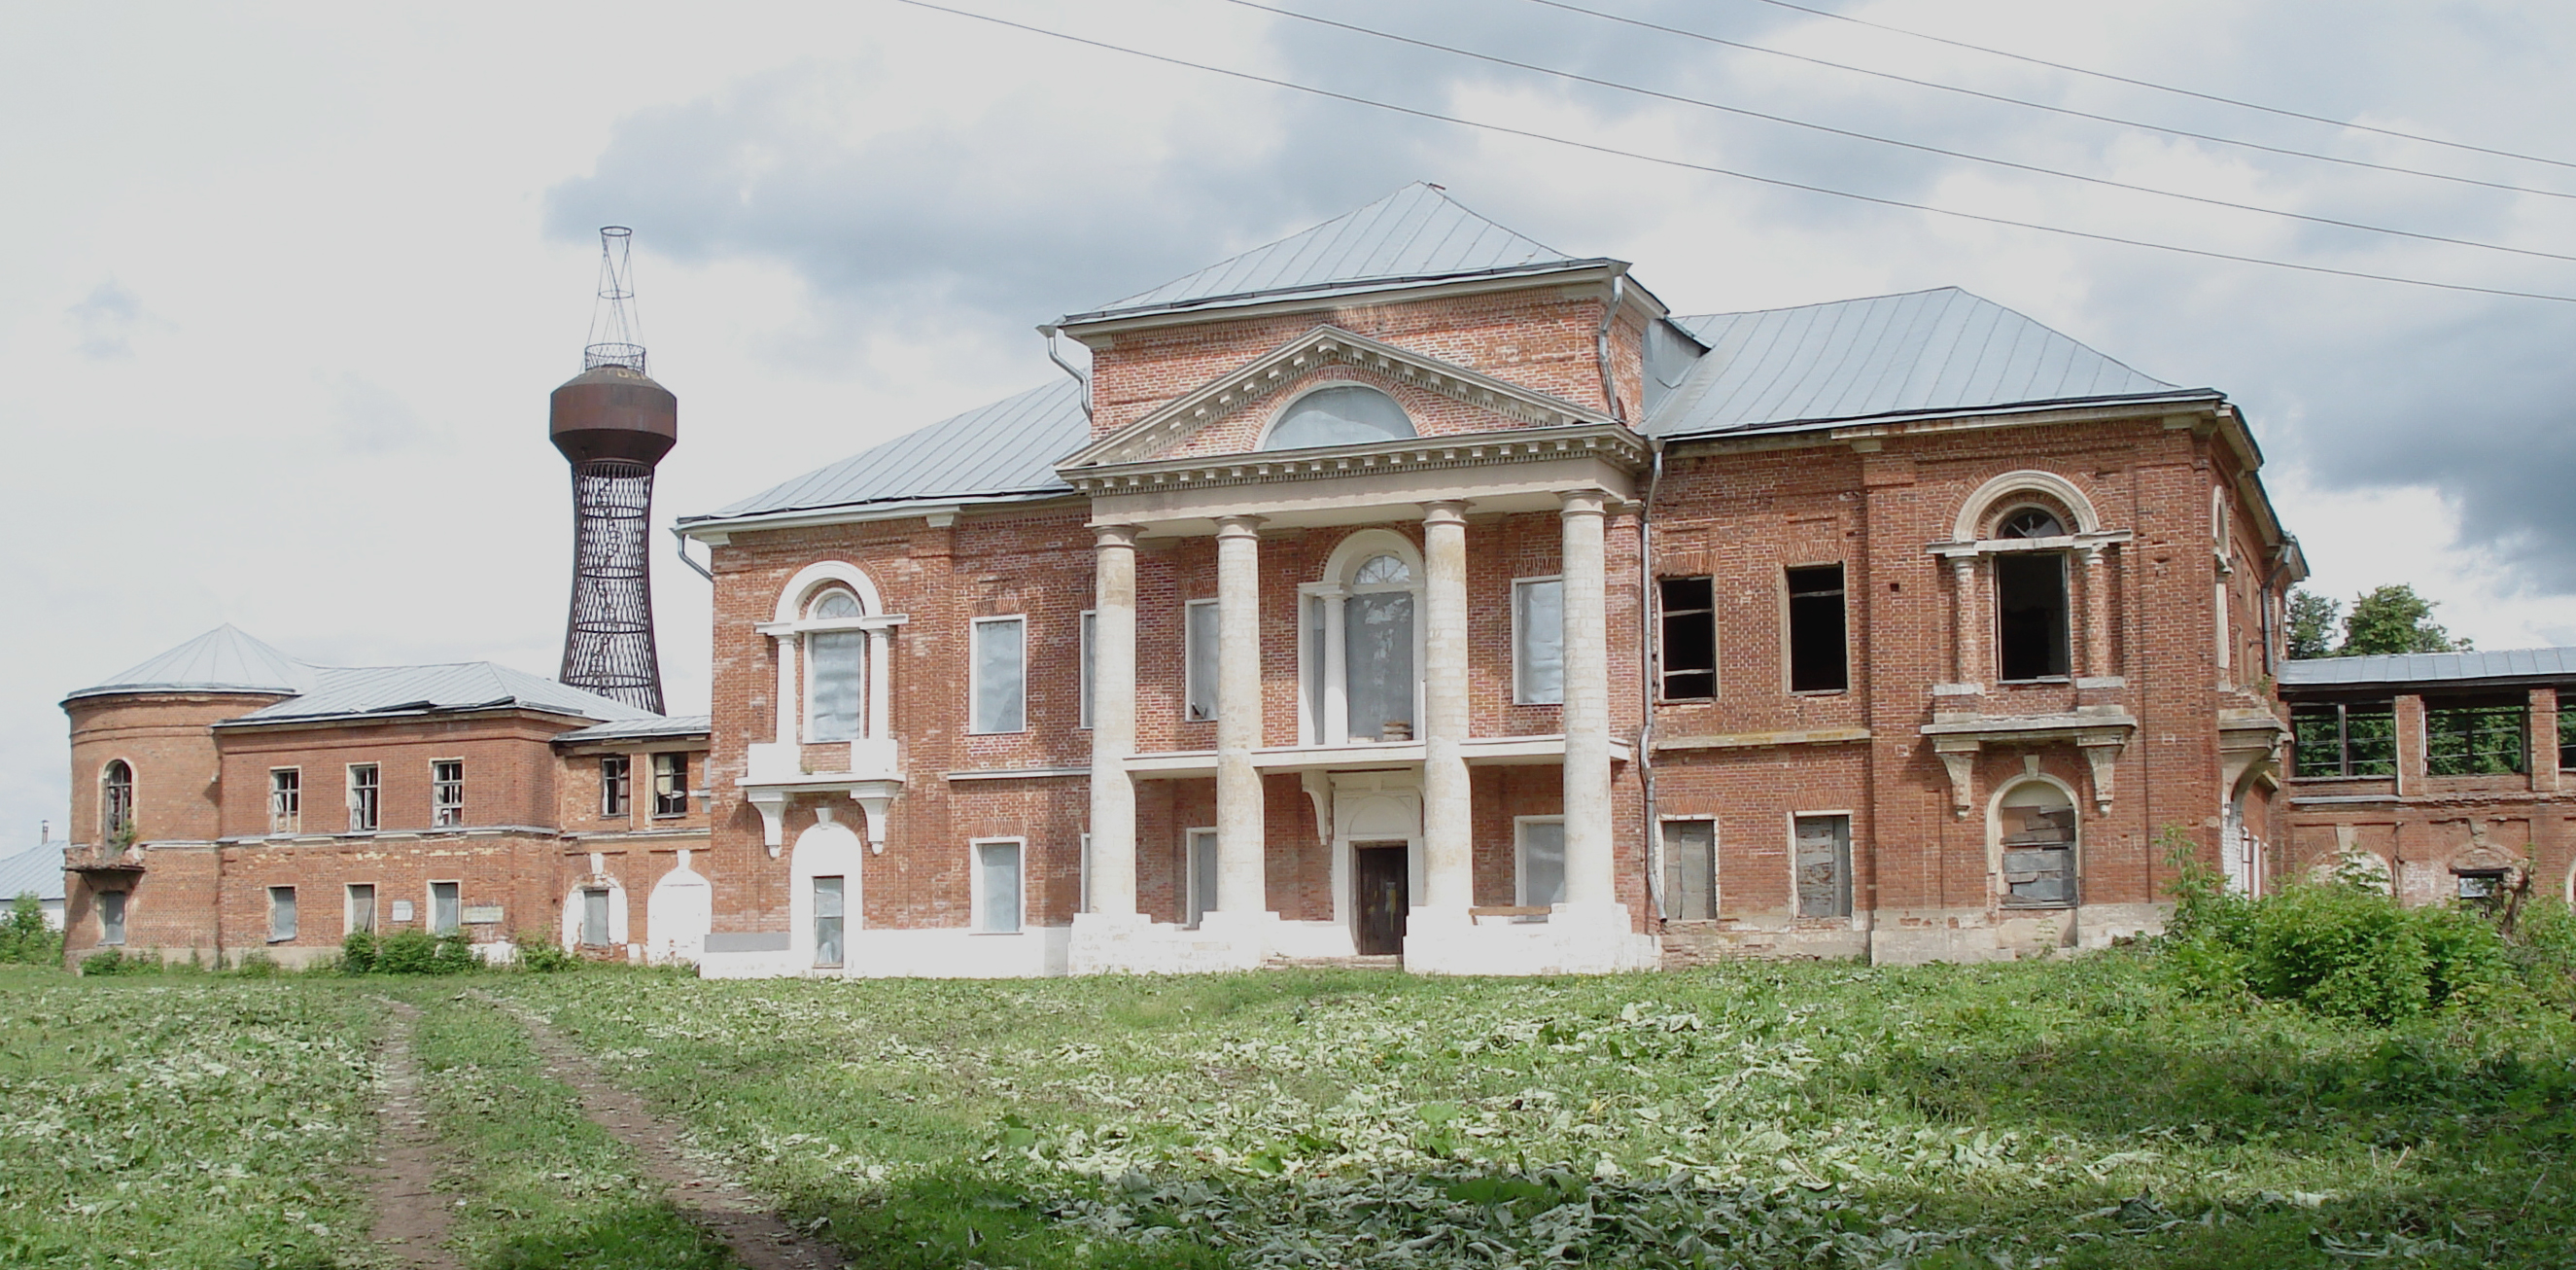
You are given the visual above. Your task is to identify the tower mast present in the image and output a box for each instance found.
[550,227,676,713]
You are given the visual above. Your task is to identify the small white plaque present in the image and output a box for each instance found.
[390,900,415,922]
[461,904,505,925]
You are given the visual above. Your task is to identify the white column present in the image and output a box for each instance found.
[1084,526,1139,917]
[865,627,893,743]
[774,635,798,745]
[1418,502,1473,914]
[2080,546,2108,680]
[1950,556,1979,684]
[1320,588,1349,746]
[1212,515,1269,916]
[1558,490,1614,906]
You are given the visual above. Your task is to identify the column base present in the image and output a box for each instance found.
[1067,910,1275,974]
[1403,902,1657,976]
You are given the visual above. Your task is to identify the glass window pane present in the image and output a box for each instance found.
[1186,601,1220,722]
[99,892,126,945]
[973,619,1026,733]
[432,882,460,935]
[1519,821,1566,906]
[979,842,1022,933]
[812,589,860,618]
[269,887,296,942]
[581,889,609,945]
[1514,580,1564,705]
[808,631,864,741]
[1264,386,1414,450]
[1345,591,1415,740]
[814,873,846,967]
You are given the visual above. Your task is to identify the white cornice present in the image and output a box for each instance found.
[1062,423,1648,497]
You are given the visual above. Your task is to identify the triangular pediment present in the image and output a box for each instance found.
[1060,326,1614,472]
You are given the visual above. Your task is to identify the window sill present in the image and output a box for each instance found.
[1790,688,1849,697]
[971,930,1025,936]
[1997,677,2072,687]
[1999,901,2075,912]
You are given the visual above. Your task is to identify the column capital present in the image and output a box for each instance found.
[1420,500,1469,527]
[1213,513,1267,540]
[1092,523,1141,549]
[1557,488,1609,517]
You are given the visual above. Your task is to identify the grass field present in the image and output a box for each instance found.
[1,951,2569,1268]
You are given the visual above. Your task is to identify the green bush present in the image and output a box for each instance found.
[231,950,279,978]
[512,932,578,973]
[0,893,61,966]
[341,930,378,975]
[373,929,439,975]
[77,948,157,976]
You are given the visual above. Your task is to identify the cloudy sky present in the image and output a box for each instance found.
[7,0,2575,848]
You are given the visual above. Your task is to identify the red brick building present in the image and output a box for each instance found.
[675,185,2308,975]
[60,625,711,968]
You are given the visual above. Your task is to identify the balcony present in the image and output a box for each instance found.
[740,737,904,853]
[64,842,142,873]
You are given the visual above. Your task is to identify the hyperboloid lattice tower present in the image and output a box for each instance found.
[551,227,675,714]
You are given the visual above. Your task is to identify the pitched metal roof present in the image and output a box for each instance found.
[2280,648,2576,688]
[553,714,713,743]
[1644,288,2200,439]
[0,846,63,904]
[1065,183,1605,325]
[690,378,1087,524]
[66,624,321,701]
[220,662,657,726]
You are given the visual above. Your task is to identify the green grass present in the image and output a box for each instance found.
[402,987,740,1270]
[0,967,382,1268]
[487,954,2576,1269]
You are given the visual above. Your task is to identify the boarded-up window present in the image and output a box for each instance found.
[1514,579,1564,705]
[814,876,845,967]
[1185,599,1220,722]
[1517,819,1567,908]
[1345,591,1415,741]
[1187,829,1217,927]
[1997,554,2071,681]
[430,882,461,935]
[580,888,610,946]
[2291,702,2397,777]
[808,630,864,741]
[267,886,297,942]
[1793,815,1852,918]
[976,841,1023,934]
[1786,565,1848,692]
[432,760,464,829]
[1662,820,1716,920]
[971,617,1027,734]
[98,891,127,945]
[347,884,376,935]
[1997,784,2076,908]
[1658,578,1716,699]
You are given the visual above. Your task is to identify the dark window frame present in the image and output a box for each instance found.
[2423,697,2526,777]
[1657,576,1717,701]
[1785,564,1849,693]
[431,759,465,829]
[2291,701,2400,778]
[101,760,134,838]
[651,753,689,818]
[601,755,631,817]
[1995,551,2072,682]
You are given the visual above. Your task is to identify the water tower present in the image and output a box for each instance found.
[551,227,675,713]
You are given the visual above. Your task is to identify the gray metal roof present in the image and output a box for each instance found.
[2280,648,2576,688]
[690,378,1086,523]
[1065,183,1603,325]
[66,624,321,701]
[1644,288,2197,439]
[0,845,63,903]
[553,714,713,743]
[220,661,657,726]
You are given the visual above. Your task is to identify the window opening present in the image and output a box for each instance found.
[2291,702,2399,777]
[1517,818,1567,909]
[1999,507,2066,539]
[347,764,380,833]
[100,760,133,838]
[1786,564,1848,692]
[600,756,631,816]
[1658,577,1716,699]
[1186,828,1217,927]
[1514,578,1564,705]
[1662,820,1716,920]
[430,882,461,935]
[813,876,846,967]
[97,891,127,945]
[971,617,1027,734]
[1184,599,1220,723]
[975,840,1023,934]
[808,630,864,741]
[651,753,689,817]
[346,884,376,935]
[431,760,464,828]
[2424,700,2526,776]
[268,768,301,834]
[580,888,611,946]
[1353,553,1410,585]
[1263,385,1414,450]
[267,886,297,942]
[1996,553,2071,681]
[2561,702,2575,773]
[2455,869,2510,908]
[1345,587,1415,741]
[811,589,861,619]
[1793,814,1854,917]
[1996,785,2075,908]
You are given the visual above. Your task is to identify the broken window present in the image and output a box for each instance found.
[971,617,1027,734]
[813,876,845,967]
[600,755,631,817]
[2455,869,2511,910]
[268,768,301,835]
[1657,577,1716,700]
[2424,698,2526,776]
[431,760,464,828]
[1185,598,1220,723]
[1514,578,1564,705]
[1345,585,1415,742]
[2291,702,2398,777]
[1079,611,1096,730]
[1793,814,1853,918]
[2561,700,2575,772]
[1264,385,1414,450]
[1996,784,2076,908]
[2000,508,2065,539]
[430,881,460,935]
[1996,553,2071,681]
[1786,564,1848,692]
[346,884,376,935]
[346,764,380,833]
[975,840,1023,934]
[1662,819,1715,920]
[1517,818,1566,908]
[97,891,127,945]
[651,754,688,817]
[100,760,133,839]
[580,887,610,947]
[1186,828,1217,927]
[267,886,297,943]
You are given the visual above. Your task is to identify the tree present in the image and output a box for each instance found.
[2285,589,2341,660]
[2339,584,2470,655]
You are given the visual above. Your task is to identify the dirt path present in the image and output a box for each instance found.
[470,990,845,1270]
[366,999,464,1270]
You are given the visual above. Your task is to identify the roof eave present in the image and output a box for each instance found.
[678,488,1082,541]
[1058,261,1630,343]
[61,684,302,707]
[1653,389,2226,443]
[212,703,623,732]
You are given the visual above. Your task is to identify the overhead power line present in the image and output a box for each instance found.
[1735,0,2576,172]
[1519,0,2576,202]
[1219,0,2576,265]
[884,0,2576,304]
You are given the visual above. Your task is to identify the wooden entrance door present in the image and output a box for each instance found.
[1352,843,1409,956]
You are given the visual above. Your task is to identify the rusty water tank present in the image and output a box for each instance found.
[548,363,678,467]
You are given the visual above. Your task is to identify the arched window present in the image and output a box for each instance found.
[101,760,133,840]
[1992,503,2072,682]
[805,588,865,742]
[1994,781,2076,908]
[1301,535,1425,745]
[1263,385,1415,450]
[1998,507,2065,539]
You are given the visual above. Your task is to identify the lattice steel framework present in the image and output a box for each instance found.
[552,227,674,714]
